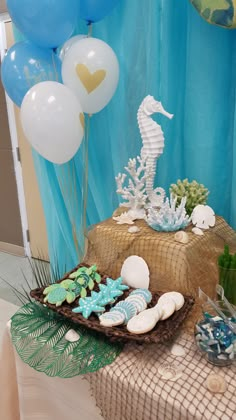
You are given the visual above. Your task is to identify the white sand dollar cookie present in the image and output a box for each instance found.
[158,292,185,311]
[136,306,162,323]
[156,299,176,321]
[127,312,157,334]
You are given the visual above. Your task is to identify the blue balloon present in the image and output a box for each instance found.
[6,0,79,48]
[1,41,62,107]
[79,0,120,23]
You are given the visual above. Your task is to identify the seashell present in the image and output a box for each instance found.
[191,204,216,229]
[158,363,182,381]
[127,208,146,220]
[174,231,189,244]
[170,343,186,357]
[113,212,135,225]
[128,226,140,233]
[192,227,204,236]
[206,374,227,394]
[65,329,80,342]
[121,255,150,289]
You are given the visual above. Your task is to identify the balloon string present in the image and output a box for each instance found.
[87,23,93,37]
[82,115,90,241]
[52,51,59,82]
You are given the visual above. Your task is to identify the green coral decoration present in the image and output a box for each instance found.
[169,178,209,216]
[11,302,123,378]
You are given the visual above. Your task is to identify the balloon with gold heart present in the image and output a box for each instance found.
[62,37,119,114]
[190,0,236,29]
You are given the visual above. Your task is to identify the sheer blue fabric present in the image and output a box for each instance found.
[14,0,236,274]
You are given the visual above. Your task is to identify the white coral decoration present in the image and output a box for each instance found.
[191,204,215,230]
[146,195,191,232]
[115,156,150,210]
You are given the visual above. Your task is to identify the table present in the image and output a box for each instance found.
[1,307,236,420]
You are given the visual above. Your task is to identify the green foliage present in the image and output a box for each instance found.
[218,245,236,269]
[169,178,209,216]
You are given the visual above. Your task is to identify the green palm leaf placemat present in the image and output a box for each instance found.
[10,302,123,378]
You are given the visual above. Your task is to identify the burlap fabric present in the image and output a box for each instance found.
[84,216,236,300]
[87,332,236,420]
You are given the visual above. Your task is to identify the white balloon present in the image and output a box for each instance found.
[58,34,86,61]
[62,37,119,114]
[20,81,84,164]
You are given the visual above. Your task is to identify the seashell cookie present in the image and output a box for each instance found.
[130,288,152,303]
[111,300,137,323]
[99,310,125,327]
[125,294,147,313]
[136,305,162,323]
[158,291,185,311]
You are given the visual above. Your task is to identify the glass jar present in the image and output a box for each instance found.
[194,301,236,367]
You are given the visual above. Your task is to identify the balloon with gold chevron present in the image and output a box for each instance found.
[190,0,236,29]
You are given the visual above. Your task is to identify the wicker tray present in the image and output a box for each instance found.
[30,264,195,344]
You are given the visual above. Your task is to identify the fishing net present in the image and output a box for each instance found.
[10,302,123,378]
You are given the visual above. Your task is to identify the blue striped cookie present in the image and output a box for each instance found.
[130,288,152,303]
[111,300,137,323]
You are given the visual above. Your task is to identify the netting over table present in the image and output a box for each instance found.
[84,216,236,299]
[87,332,236,420]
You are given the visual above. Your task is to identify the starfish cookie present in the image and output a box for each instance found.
[106,277,129,294]
[72,291,105,319]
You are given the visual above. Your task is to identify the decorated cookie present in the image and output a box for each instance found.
[68,264,101,297]
[106,277,129,293]
[121,256,150,289]
[127,311,157,334]
[125,295,147,313]
[99,310,125,327]
[111,300,137,323]
[72,291,105,319]
[156,298,176,321]
[130,288,152,303]
[98,283,123,306]
[43,284,76,306]
[136,306,162,323]
[158,292,185,311]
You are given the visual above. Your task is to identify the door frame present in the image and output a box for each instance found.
[0,16,31,257]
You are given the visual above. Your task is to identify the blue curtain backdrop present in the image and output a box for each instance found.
[15,0,236,274]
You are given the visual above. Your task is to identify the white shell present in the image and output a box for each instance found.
[127,208,146,220]
[192,227,204,236]
[127,312,157,334]
[158,363,182,381]
[128,226,140,233]
[191,204,216,229]
[113,212,135,225]
[121,255,150,289]
[174,231,189,244]
[170,343,186,357]
[65,329,80,342]
[206,374,227,394]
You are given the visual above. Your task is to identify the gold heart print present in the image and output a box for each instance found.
[76,63,106,94]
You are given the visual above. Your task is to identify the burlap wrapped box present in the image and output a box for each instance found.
[84,216,236,300]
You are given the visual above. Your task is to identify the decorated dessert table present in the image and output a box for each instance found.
[1,316,236,420]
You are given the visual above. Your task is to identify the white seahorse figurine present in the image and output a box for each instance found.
[137,95,173,207]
